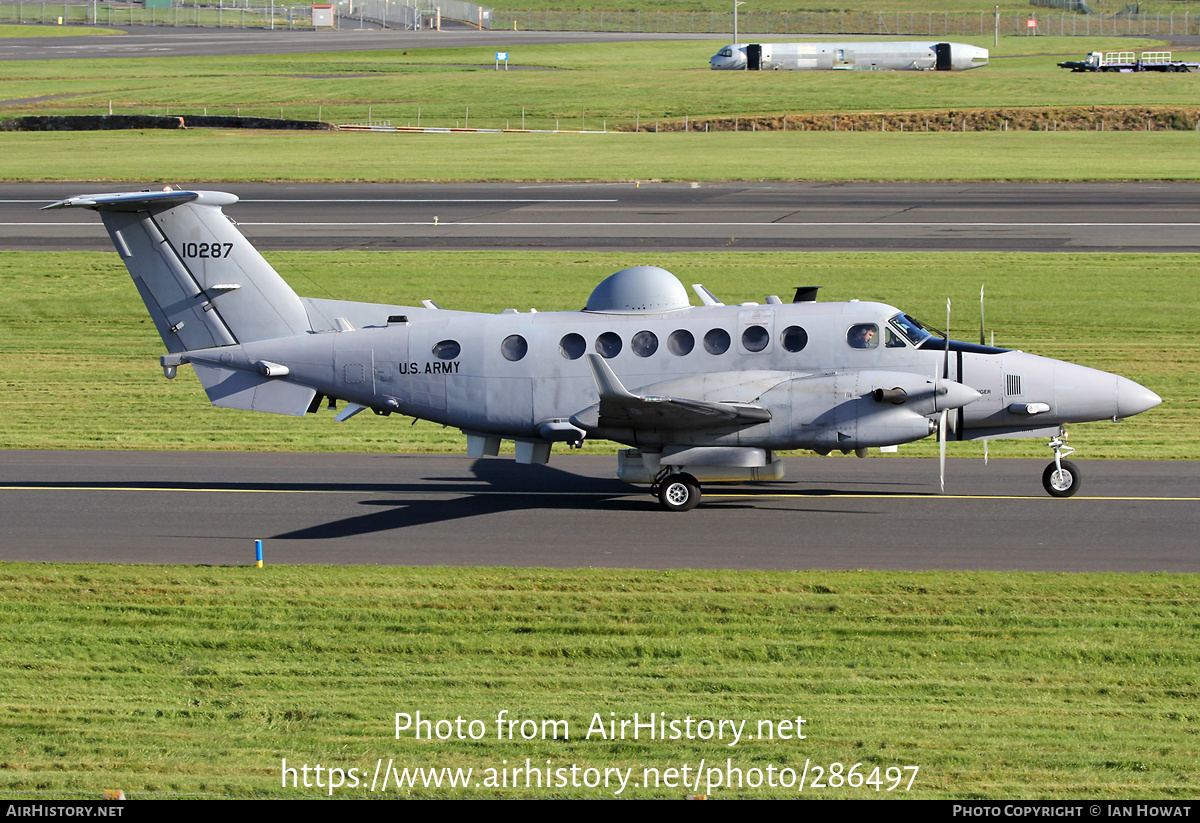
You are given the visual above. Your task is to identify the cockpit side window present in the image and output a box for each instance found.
[847,323,878,349]
[719,48,733,57]
[885,327,905,348]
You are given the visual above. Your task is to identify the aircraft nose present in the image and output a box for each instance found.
[1049,360,1160,422]
[955,45,989,70]
[1116,376,1161,419]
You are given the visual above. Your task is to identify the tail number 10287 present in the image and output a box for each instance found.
[181,242,233,259]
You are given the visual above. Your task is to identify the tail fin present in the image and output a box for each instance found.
[44,189,311,353]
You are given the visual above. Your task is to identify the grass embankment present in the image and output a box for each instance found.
[0,250,1187,458]
[482,0,1196,14]
[1,564,1196,799]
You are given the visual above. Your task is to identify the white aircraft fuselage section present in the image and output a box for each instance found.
[710,41,989,71]
[45,189,1158,509]
[206,295,1152,452]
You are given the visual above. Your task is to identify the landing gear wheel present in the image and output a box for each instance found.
[657,473,701,512]
[1042,460,1080,498]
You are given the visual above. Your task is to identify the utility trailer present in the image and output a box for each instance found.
[1058,51,1198,72]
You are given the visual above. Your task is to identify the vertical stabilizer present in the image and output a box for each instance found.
[44,189,311,352]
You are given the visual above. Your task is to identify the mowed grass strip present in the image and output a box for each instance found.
[4,131,1200,183]
[0,250,1187,458]
[0,563,1196,799]
[480,0,1192,14]
[0,23,122,36]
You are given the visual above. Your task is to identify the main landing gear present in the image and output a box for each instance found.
[653,471,701,512]
[1042,433,1080,498]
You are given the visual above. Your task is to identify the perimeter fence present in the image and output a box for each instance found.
[0,0,492,29]
[332,0,420,30]
[0,0,317,27]
[0,2,1195,36]
[494,8,1200,37]
[330,0,490,29]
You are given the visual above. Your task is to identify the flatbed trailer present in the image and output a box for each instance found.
[1058,51,1198,72]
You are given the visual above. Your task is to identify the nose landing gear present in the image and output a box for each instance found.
[1042,433,1080,497]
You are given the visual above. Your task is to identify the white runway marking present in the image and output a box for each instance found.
[16,219,1200,228]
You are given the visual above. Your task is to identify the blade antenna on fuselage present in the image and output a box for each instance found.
[979,284,986,346]
[691,284,724,307]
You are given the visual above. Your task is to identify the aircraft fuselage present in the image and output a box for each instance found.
[710,41,989,71]
[48,189,1159,508]
[203,296,1157,455]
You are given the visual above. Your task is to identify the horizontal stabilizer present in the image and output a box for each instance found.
[43,190,204,213]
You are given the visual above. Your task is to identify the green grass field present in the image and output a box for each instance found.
[2,36,1198,185]
[480,0,1199,14]
[0,37,1194,126]
[1,564,1196,799]
[5,130,1200,182]
[0,250,1186,458]
[0,23,121,36]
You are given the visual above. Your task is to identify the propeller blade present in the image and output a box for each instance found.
[940,297,951,492]
[939,409,947,492]
[944,298,951,379]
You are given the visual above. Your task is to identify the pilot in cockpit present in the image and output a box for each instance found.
[848,323,878,349]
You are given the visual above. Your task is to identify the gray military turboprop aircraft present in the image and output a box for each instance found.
[710,41,989,71]
[47,188,1161,511]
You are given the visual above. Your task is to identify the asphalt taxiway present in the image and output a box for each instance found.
[2,451,1196,571]
[0,25,728,61]
[17,181,1200,252]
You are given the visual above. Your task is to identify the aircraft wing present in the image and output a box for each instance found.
[570,354,771,432]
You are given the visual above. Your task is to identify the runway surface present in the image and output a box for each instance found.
[4,26,1197,62]
[17,181,1200,252]
[0,26,727,61]
[2,450,1196,571]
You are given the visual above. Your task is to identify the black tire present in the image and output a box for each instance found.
[1042,460,1080,498]
[658,473,701,512]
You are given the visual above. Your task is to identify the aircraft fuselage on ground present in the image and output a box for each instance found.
[46,189,1159,510]
[710,41,989,71]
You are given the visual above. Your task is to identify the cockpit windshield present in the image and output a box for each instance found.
[888,313,940,348]
[718,48,734,57]
[888,312,1010,355]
